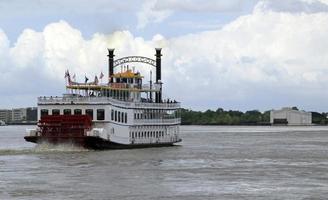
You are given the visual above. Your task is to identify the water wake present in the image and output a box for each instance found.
[34,142,89,153]
[0,142,89,156]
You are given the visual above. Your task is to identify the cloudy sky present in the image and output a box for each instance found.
[1,0,328,112]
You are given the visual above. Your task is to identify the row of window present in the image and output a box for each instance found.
[111,110,127,123]
[134,110,179,120]
[129,131,166,139]
[40,109,105,120]
[41,108,130,123]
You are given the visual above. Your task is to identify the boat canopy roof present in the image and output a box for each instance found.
[112,69,143,79]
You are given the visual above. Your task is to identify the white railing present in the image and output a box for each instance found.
[134,118,181,125]
[134,101,180,108]
[38,96,180,109]
[106,83,160,91]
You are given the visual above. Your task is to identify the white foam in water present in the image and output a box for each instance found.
[33,142,89,153]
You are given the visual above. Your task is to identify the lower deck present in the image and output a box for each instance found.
[26,114,181,148]
[24,135,181,150]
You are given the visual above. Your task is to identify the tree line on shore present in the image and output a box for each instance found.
[180,108,328,125]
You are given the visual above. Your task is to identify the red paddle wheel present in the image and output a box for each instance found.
[36,115,92,145]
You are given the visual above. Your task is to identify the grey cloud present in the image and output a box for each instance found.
[256,0,328,13]
[154,0,246,12]
[0,0,139,17]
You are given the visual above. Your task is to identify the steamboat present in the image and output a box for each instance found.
[24,48,182,149]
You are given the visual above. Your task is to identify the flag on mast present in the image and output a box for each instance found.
[95,75,99,85]
[99,72,104,79]
[85,76,89,83]
[64,70,70,78]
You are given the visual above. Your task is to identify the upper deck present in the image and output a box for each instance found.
[38,96,180,110]
[50,48,179,110]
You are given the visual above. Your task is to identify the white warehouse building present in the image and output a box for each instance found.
[270,107,312,126]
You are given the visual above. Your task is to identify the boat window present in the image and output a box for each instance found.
[97,109,105,120]
[41,109,49,117]
[121,112,124,123]
[74,109,82,115]
[86,109,93,120]
[52,109,60,116]
[63,109,71,115]
[125,113,127,123]
[111,110,114,120]
[118,111,121,122]
[115,111,117,121]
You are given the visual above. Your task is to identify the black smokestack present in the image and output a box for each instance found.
[155,48,162,103]
[107,48,115,82]
[155,48,162,82]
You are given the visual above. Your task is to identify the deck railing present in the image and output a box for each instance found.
[134,118,181,125]
[38,96,180,109]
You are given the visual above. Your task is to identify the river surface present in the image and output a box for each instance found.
[1,125,328,200]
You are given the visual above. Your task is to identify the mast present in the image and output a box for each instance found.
[149,70,153,102]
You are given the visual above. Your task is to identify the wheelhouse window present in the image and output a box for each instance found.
[74,109,82,115]
[86,109,93,120]
[52,109,60,115]
[41,109,49,117]
[97,109,105,120]
[63,109,71,115]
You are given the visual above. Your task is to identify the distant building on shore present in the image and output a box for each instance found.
[12,108,27,121]
[0,109,12,123]
[270,107,312,126]
[0,107,37,123]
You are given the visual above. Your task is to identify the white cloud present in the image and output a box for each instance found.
[10,29,44,68]
[2,1,328,110]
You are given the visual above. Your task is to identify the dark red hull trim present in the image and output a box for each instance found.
[24,136,181,150]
